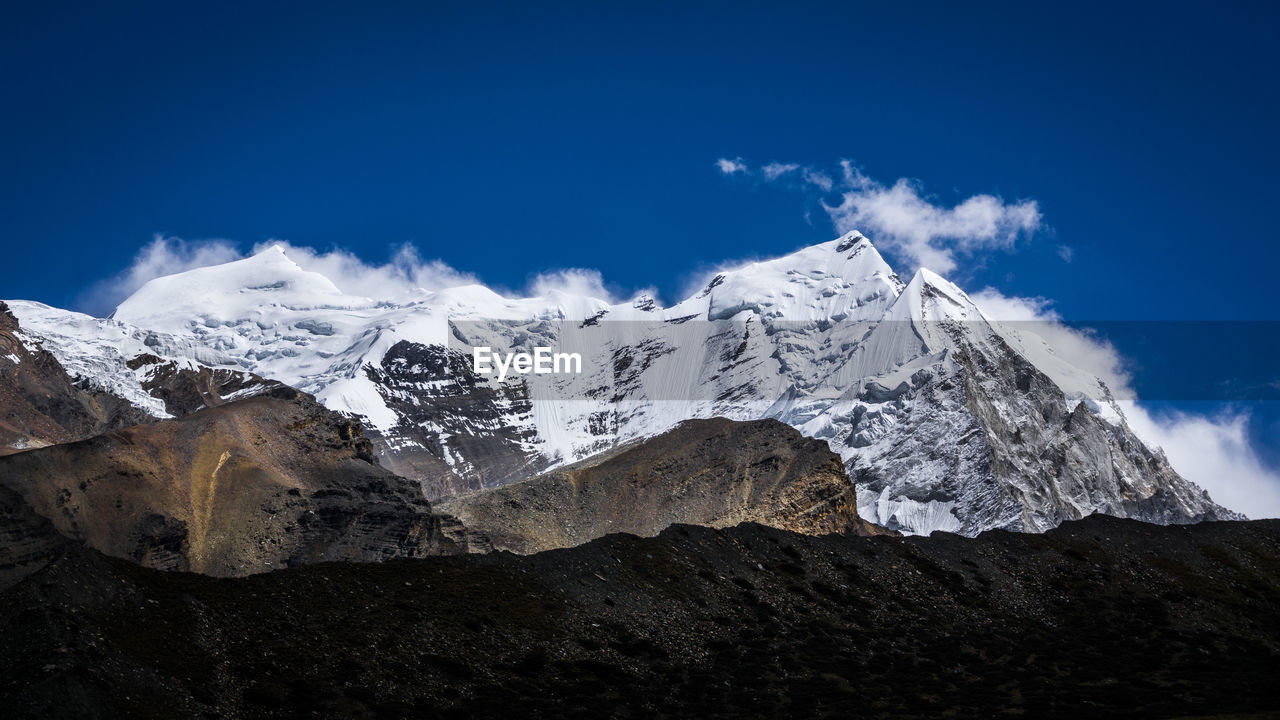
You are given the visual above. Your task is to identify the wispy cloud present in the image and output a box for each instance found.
[79,235,242,316]
[1122,403,1280,519]
[761,162,800,180]
[253,241,478,299]
[81,236,480,314]
[715,157,748,175]
[81,236,637,314]
[827,161,1041,275]
[801,168,834,192]
[970,287,1132,393]
[529,268,617,302]
[716,158,1043,274]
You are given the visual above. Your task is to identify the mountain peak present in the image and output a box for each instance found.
[256,243,290,259]
[909,266,956,290]
[834,230,868,252]
[112,247,361,331]
[886,266,984,325]
[680,233,902,323]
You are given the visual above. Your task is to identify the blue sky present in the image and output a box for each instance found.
[1,2,1277,503]
[3,1,1277,318]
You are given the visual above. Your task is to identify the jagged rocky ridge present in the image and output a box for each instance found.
[437,417,888,553]
[5,232,1239,534]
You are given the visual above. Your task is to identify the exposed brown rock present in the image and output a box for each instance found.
[437,417,889,554]
[0,387,466,579]
[0,303,153,455]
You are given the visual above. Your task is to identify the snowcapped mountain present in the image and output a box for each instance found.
[5,232,1236,534]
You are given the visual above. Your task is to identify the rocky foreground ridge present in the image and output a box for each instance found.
[2,516,1278,718]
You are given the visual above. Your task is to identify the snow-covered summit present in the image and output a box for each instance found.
[114,245,370,329]
[669,231,903,324]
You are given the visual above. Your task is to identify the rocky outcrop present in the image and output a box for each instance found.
[127,353,286,417]
[364,341,554,499]
[0,302,153,455]
[0,387,467,578]
[437,417,888,554]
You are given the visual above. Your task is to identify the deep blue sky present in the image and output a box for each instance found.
[3,1,1277,320]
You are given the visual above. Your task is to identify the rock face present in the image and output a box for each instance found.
[3,516,1278,718]
[0,387,466,578]
[0,302,153,455]
[437,417,887,553]
[127,352,286,418]
[364,341,551,499]
[834,309,1236,535]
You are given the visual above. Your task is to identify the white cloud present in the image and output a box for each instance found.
[80,234,242,315]
[762,162,800,180]
[824,162,1041,274]
[801,168,834,192]
[1122,404,1280,519]
[971,286,1280,519]
[969,288,1059,322]
[253,241,477,299]
[80,236,482,314]
[971,287,1132,398]
[716,158,1042,274]
[715,157,748,175]
[529,268,616,302]
[1057,245,1074,263]
[85,235,647,315]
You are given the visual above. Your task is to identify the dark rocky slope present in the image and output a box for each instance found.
[0,388,467,579]
[0,485,74,590]
[2,515,1277,719]
[438,417,887,553]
